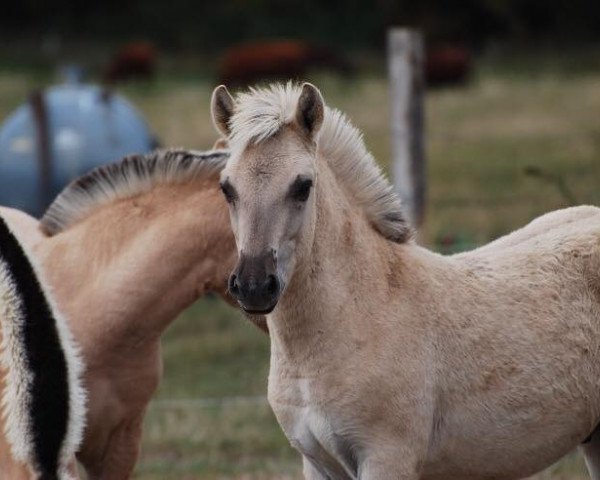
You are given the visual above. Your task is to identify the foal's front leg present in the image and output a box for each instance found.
[581,428,600,480]
[358,444,422,480]
[359,459,420,480]
[303,456,329,480]
[303,455,354,480]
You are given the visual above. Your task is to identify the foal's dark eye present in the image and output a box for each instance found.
[220,180,237,204]
[289,177,313,202]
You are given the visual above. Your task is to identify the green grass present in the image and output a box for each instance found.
[1,47,599,478]
[139,299,299,479]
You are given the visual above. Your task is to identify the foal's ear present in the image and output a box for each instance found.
[295,83,324,139]
[211,85,234,137]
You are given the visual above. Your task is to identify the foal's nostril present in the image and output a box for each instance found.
[264,274,280,296]
[228,274,240,296]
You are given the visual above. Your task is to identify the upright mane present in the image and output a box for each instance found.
[227,83,411,243]
[41,148,230,236]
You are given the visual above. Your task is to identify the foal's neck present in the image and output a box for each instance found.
[37,178,236,355]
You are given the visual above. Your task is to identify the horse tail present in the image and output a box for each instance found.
[0,216,86,479]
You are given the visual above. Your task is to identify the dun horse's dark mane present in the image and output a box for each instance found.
[40,148,229,236]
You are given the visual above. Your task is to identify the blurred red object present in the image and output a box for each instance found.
[218,40,352,87]
[104,41,157,84]
[425,45,472,87]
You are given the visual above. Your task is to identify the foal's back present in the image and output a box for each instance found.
[454,205,600,311]
[464,205,600,256]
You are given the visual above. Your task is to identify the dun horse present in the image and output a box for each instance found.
[0,218,85,479]
[1,148,261,479]
[212,82,600,479]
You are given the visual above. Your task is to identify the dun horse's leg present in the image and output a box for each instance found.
[85,415,144,480]
[581,429,600,480]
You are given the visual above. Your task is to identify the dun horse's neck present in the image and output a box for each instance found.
[269,159,403,363]
[37,178,236,356]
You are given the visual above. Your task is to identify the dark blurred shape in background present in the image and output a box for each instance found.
[425,45,472,87]
[104,41,157,85]
[218,40,352,88]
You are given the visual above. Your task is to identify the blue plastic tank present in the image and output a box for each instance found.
[0,83,157,216]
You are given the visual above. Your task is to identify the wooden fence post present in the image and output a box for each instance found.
[387,28,426,227]
[29,90,53,213]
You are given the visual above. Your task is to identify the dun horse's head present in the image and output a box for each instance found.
[211,83,323,314]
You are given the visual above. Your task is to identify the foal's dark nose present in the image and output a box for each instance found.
[229,251,281,314]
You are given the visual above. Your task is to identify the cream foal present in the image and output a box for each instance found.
[212,82,600,480]
[1,148,253,479]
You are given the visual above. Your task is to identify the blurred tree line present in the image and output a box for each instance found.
[2,0,599,51]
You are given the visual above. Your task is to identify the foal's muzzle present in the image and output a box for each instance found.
[228,251,281,314]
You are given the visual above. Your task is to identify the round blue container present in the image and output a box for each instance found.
[0,84,157,216]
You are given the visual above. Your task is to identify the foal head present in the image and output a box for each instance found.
[211,83,324,314]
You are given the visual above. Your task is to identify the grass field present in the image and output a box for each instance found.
[1,47,599,478]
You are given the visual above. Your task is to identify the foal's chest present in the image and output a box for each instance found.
[269,377,358,478]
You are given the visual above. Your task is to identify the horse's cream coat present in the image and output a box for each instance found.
[213,82,600,479]
[0,148,254,479]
